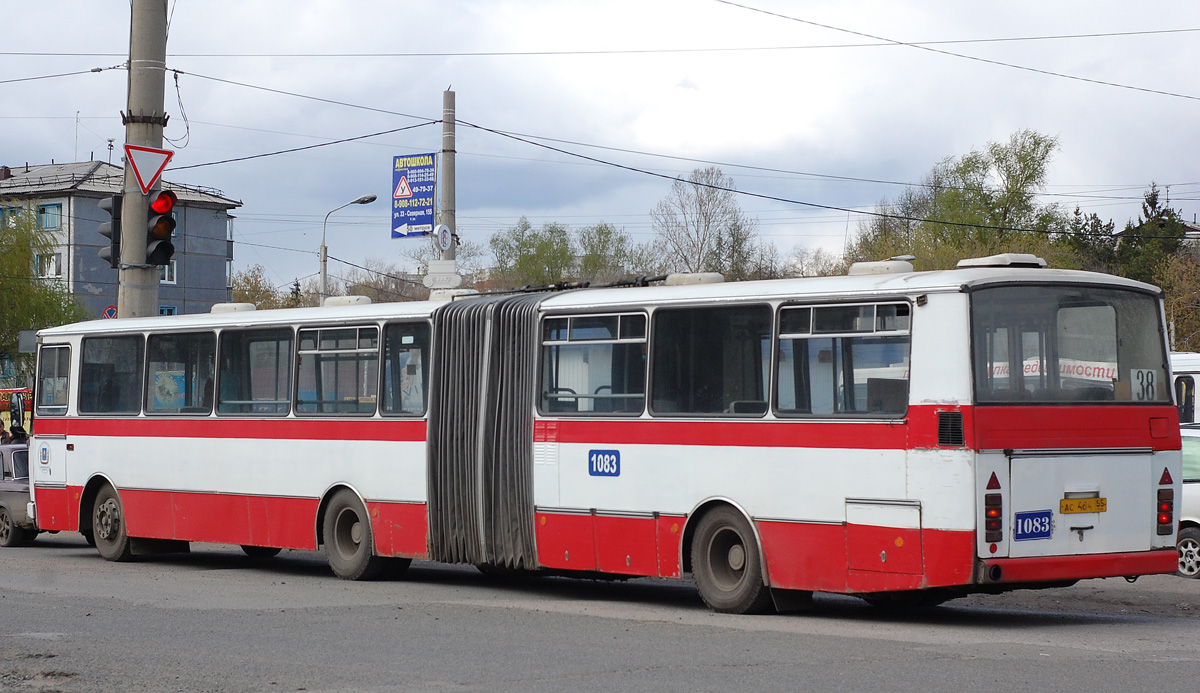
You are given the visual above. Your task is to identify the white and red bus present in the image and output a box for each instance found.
[28,254,1181,613]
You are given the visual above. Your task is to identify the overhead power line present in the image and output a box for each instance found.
[166,120,439,171]
[4,27,1199,58]
[714,0,1200,102]
[460,119,1190,240]
[0,64,122,85]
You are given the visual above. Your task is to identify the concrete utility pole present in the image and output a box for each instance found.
[117,0,170,318]
[438,90,456,261]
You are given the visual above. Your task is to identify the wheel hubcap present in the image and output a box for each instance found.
[727,544,745,571]
[96,499,120,542]
[334,508,363,560]
[1179,538,1200,577]
[707,526,747,592]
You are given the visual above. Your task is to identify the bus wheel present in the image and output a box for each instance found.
[1177,527,1200,578]
[241,545,282,559]
[691,506,774,614]
[323,490,384,580]
[93,486,133,562]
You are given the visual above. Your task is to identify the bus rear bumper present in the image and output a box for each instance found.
[981,549,1178,584]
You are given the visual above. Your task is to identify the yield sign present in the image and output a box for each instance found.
[393,175,413,199]
[124,144,174,194]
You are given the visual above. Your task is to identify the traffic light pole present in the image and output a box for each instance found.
[117,0,170,318]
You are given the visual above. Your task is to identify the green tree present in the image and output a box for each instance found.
[1116,184,1186,285]
[1059,206,1117,273]
[489,217,574,287]
[0,203,88,381]
[576,222,633,283]
[849,129,1072,268]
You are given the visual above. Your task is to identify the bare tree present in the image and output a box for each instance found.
[651,167,758,275]
[342,258,426,302]
[786,246,846,277]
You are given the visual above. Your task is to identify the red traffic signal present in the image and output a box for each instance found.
[145,190,176,266]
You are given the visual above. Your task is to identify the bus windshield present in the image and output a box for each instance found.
[972,285,1169,404]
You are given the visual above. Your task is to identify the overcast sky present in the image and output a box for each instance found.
[4,1,1199,289]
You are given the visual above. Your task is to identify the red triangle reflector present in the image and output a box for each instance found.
[1160,468,1174,485]
[986,472,1001,490]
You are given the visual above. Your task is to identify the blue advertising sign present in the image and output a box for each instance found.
[391,153,437,238]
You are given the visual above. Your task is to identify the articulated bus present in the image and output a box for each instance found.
[28,254,1181,613]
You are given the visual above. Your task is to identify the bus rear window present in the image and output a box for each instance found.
[972,286,1169,404]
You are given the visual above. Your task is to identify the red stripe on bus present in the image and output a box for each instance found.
[973,405,1180,451]
[41,486,428,557]
[32,417,428,442]
[985,549,1178,583]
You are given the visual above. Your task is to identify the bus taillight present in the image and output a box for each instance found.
[1157,489,1174,535]
[984,493,1003,544]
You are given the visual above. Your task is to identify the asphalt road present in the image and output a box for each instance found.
[1,533,1197,692]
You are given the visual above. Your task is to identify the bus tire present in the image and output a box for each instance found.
[323,489,384,581]
[691,506,774,614]
[1177,527,1200,578]
[93,486,134,562]
[241,545,282,559]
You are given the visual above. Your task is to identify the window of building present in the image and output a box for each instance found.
[35,345,71,416]
[159,259,177,284]
[79,336,145,414]
[651,306,771,416]
[381,322,431,416]
[218,328,293,415]
[37,204,61,230]
[226,260,234,289]
[776,302,911,417]
[295,326,379,415]
[146,332,216,415]
[36,253,62,278]
[541,313,646,415]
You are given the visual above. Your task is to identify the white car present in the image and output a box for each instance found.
[1178,426,1200,577]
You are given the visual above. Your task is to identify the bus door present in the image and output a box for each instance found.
[30,344,72,530]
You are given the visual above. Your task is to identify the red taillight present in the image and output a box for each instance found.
[1157,487,1174,536]
[984,492,1003,543]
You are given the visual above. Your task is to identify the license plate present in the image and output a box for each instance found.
[1060,497,1106,514]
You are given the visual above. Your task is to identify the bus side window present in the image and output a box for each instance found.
[650,305,770,416]
[35,345,71,416]
[382,321,431,416]
[776,303,911,417]
[218,328,294,416]
[1177,375,1195,423]
[540,314,646,416]
[146,332,216,415]
[79,336,145,414]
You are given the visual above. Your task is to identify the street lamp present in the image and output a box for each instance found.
[320,194,377,306]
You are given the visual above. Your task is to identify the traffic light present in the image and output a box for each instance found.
[145,189,177,266]
[97,194,123,269]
